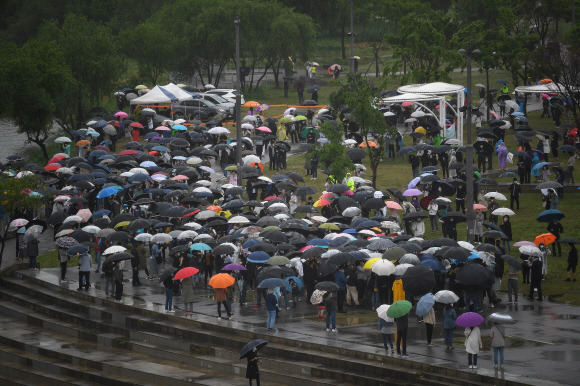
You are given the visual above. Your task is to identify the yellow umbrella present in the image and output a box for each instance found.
[319,223,339,231]
[114,221,130,229]
[415,127,427,135]
[135,84,148,90]
[363,257,381,269]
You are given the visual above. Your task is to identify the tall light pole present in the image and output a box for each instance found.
[458,43,480,244]
[349,0,355,73]
[234,13,242,185]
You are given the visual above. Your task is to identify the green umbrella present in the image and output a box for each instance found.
[382,247,407,260]
[279,117,292,124]
[266,255,291,265]
[225,165,237,171]
[262,226,281,231]
[294,115,307,121]
[386,300,412,318]
[300,126,318,139]
[319,223,340,231]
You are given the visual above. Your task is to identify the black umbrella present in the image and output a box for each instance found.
[403,211,428,220]
[328,184,350,193]
[66,244,90,256]
[315,280,339,291]
[559,237,580,244]
[295,185,317,196]
[441,211,467,223]
[106,231,131,243]
[69,229,92,243]
[161,206,188,218]
[327,253,356,266]
[285,172,305,183]
[402,265,436,296]
[261,230,288,244]
[317,262,338,278]
[502,255,522,271]
[456,263,490,287]
[302,247,326,259]
[475,243,502,254]
[48,211,68,226]
[478,178,497,186]
[346,148,366,160]
[126,218,152,232]
[438,246,471,260]
[159,267,178,281]
[482,230,508,239]
[433,180,455,196]
[362,198,386,209]
[249,242,277,254]
[109,252,135,263]
[425,238,459,248]
[170,245,190,254]
[240,339,268,360]
[307,85,320,93]
[213,244,237,255]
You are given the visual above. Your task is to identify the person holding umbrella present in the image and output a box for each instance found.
[528,254,543,301]
[77,251,92,290]
[323,290,338,332]
[443,304,457,349]
[114,260,124,302]
[490,322,506,369]
[246,346,262,386]
[265,288,278,331]
[376,305,395,354]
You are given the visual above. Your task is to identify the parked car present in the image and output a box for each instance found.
[199,93,235,118]
[172,99,227,121]
[205,89,245,105]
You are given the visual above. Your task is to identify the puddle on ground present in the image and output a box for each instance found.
[541,350,580,361]
[554,314,580,320]
[301,311,376,326]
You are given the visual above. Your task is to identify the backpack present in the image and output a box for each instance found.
[102,260,114,277]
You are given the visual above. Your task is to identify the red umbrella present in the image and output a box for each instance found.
[119,150,139,156]
[44,163,62,171]
[130,122,144,129]
[402,102,414,107]
[94,145,110,152]
[420,195,437,210]
[173,267,200,280]
[264,196,279,201]
[48,155,67,164]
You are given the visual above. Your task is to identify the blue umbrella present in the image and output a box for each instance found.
[190,242,212,251]
[419,253,436,261]
[532,161,549,173]
[92,209,111,218]
[307,238,330,247]
[416,293,435,317]
[243,239,261,248]
[483,222,502,231]
[257,278,286,288]
[144,132,158,139]
[285,276,303,292]
[343,228,357,234]
[511,112,524,117]
[247,251,270,263]
[536,209,565,223]
[398,147,417,156]
[96,186,122,199]
[128,174,152,183]
[172,124,187,131]
[152,145,170,152]
[349,251,369,260]
[17,227,26,234]
[421,259,446,271]
[408,177,421,189]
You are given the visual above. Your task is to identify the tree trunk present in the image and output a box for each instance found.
[341,26,346,59]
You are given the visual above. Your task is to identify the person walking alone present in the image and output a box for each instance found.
[265,289,277,331]
[443,304,457,349]
[465,325,482,369]
[395,313,409,358]
[490,322,506,370]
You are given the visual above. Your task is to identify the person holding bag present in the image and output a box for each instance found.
[465,325,482,369]
[490,322,506,369]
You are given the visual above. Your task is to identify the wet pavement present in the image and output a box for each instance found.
[16,266,580,386]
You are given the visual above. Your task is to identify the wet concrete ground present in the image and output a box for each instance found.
[17,266,580,386]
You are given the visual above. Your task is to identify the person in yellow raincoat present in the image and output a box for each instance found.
[277,124,288,141]
[392,278,405,302]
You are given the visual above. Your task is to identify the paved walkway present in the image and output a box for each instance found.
[16,266,580,386]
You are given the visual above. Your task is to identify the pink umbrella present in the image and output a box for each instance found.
[312,62,319,66]
[473,203,487,210]
[9,218,29,228]
[540,93,550,99]
[171,175,189,181]
[299,245,314,252]
[513,240,536,247]
[76,209,92,222]
[385,201,403,210]
[114,111,128,118]
[94,145,110,152]
[255,126,272,133]
[402,102,414,107]
[489,109,498,119]
[343,190,354,196]
[403,188,422,197]
[155,126,171,131]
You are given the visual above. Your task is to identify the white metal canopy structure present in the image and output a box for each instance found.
[514,83,577,94]
[381,93,446,132]
[397,82,466,143]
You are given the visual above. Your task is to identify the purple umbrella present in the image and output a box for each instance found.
[407,177,421,189]
[456,312,484,327]
[222,263,247,271]
[403,188,422,197]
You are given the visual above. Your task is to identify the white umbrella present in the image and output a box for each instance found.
[458,241,475,251]
[492,208,515,216]
[129,167,149,175]
[484,192,507,201]
[194,233,214,241]
[342,207,361,217]
[56,167,74,175]
[134,233,153,242]
[199,166,215,174]
[311,216,328,223]
[193,186,212,193]
[358,229,377,237]
[487,313,515,324]
[183,222,202,230]
[434,290,460,304]
[151,233,172,244]
[241,123,254,130]
[274,213,291,220]
[371,259,395,276]
[505,100,520,111]
[195,210,217,220]
[173,118,186,124]
[243,155,261,165]
[177,230,198,240]
[120,172,134,178]
[376,304,394,322]
[394,263,414,276]
[383,111,395,117]
[228,215,250,224]
[208,127,231,135]
[82,225,101,234]
[64,215,83,223]
[399,254,420,265]
[186,156,202,165]
[519,245,542,256]
[343,139,357,146]
[54,195,71,202]
[55,137,72,144]
[411,110,425,118]
[103,245,127,255]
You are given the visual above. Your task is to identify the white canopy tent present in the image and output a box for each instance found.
[381,93,447,133]
[162,83,199,100]
[397,82,465,143]
[130,85,193,105]
[514,83,578,94]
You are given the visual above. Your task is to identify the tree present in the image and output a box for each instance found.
[330,74,396,188]
[38,13,125,132]
[311,122,354,183]
[0,174,44,266]
[0,40,75,161]
[120,20,179,85]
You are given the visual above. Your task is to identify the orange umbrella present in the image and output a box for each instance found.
[208,273,235,289]
[243,101,261,108]
[313,199,332,207]
[360,141,377,147]
[534,233,556,246]
[249,162,264,172]
[76,140,91,146]
[207,205,222,213]
[540,79,553,84]
[473,204,487,210]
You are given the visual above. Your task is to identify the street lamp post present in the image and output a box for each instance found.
[349,0,355,73]
[234,13,242,185]
[458,43,480,244]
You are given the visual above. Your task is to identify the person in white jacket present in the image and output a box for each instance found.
[411,218,425,238]
[465,326,482,369]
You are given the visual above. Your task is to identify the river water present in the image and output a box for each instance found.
[0,119,30,161]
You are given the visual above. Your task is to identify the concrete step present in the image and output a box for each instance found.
[0,359,93,386]
[0,274,507,386]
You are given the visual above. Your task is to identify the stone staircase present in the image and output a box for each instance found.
[0,267,528,385]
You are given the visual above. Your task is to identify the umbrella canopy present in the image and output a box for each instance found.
[434,290,460,304]
[371,259,396,276]
[208,273,235,289]
[386,300,412,319]
[456,264,490,287]
[487,313,515,324]
[416,293,435,317]
[257,278,287,288]
[55,236,79,249]
[536,209,565,223]
[376,304,394,322]
[173,267,200,280]
[315,281,339,292]
[239,339,268,360]
[503,255,523,271]
[535,233,556,246]
[402,265,436,296]
[456,312,484,327]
